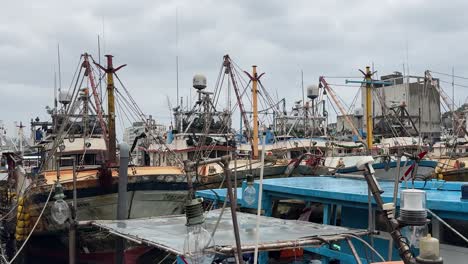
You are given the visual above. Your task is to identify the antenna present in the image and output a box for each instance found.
[452,66,455,128]
[405,39,410,83]
[176,7,179,107]
[54,65,57,108]
[98,34,102,100]
[301,70,305,103]
[57,43,62,93]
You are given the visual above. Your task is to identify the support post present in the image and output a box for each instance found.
[365,66,373,149]
[69,157,77,264]
[362,163,416,264]
[116,143,130,264]
[252,65,259,159]
[94,55,126,165]
[346,238,362,264]
[106,55,117,165]
[220,156,243,263]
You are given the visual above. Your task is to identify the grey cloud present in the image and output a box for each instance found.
[1,0,468,136]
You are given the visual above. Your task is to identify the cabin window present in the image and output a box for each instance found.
[74,154,97,165]
[290,151,302,159]
[60,156,74,167]
[209,151,217,158]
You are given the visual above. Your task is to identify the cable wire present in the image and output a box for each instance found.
[5,183,54,263]
[344,234,386,262]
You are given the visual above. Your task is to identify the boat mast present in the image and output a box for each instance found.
[105,55,117,164]
[96,55,126,165]
[344,66,392,148]
[319,77,363,142]
[83,53,108,151]
[364,66,373,148]
[251,65,259,159]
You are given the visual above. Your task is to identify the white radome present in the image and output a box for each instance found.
[307,85,319,99]
[58,91,72,105]
[193,74,207,90]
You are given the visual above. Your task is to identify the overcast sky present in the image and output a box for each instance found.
[1,0,468,139]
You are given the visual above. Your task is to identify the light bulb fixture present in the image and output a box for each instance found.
[402,225,427,249]
[416,234,443,264]
[243,174,256,206]
[51,182,70,225]
[398,189,428,226]
[183,198,215,264]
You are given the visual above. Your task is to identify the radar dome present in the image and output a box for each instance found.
[193,74,207,90]
[307,85,319,100]
[59,91,72,105]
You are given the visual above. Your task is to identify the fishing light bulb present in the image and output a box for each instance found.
[400,189,427,211]
[417,234,443,263]
[51,199,70,225]
[399,189,428,226]
[243,174,256,206]
[183,224,215,264]
[183,198,215,264]
[51,182,70,225]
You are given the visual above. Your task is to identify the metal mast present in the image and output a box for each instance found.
[251,66,259,159]
[83,53,108,148]
[364,66,373,148]
[95,55,127,165]
[244,65,265,160]
[223,55,252,141]
[426,70,467,136]
[344,67,392,148]
[319,76,363,142]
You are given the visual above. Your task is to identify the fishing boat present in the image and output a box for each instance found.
[290,71,440,180]
[1,53,190,263]
[145,55,300,183]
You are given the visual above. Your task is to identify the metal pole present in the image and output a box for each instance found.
[362,164,416,264]
[393,155,401,211]
[220,157,243,263]
[452,66,455,130]
[106,55,117,165]
[252,65,259,160]
[69,157,77,264]
[56,157,61,180]
[389,154,402,260]
[234,154,238,204]
[365,66,373,149]
[116,143,130,264]
[253,133,267,264]
[346,238,362,264]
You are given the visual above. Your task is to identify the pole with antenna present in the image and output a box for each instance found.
[98,34,102,101]
[301,70,305,104]
[176,7,179,107]
[452,66,455,131]
[405,39,410,84]
[301,70,306,136]
[54,66,58,109]
[57,43,62,95]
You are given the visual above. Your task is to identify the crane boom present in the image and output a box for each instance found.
[319,76,364,142]
[223,55,252,142]
[425,70,467,136]
[83,53,108,146]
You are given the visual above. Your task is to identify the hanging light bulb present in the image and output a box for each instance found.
[183,198,215,264]
[243,174,256,206]
[50,182,70,225]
